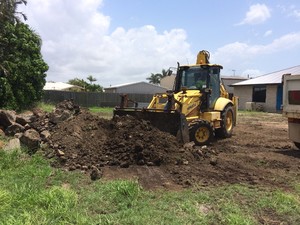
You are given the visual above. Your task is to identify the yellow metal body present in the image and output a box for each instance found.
[146,50,238,130]
[147,90,236,129]
[115,50,238,145]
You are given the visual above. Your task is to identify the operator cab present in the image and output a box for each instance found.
[174,65,222,109]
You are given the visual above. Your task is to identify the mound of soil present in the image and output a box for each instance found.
[47,112,193,169]
[32,100,300,190]
[31,100,218,188]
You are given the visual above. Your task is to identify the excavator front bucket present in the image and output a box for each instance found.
[113,108,190,144]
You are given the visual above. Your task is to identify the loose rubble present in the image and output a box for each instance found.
[1,100,296,189]
[0,100,215,184]
[0,100,80,153]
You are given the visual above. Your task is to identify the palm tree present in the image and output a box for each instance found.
[161,69,168,78]
[86,75,97,84]
[146,69,169,85]
[0,0,27,23]
[146,73,161,84]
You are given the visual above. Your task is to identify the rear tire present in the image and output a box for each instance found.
[189,120,213,145]
[215,104,234,138]
[294,142,300,149]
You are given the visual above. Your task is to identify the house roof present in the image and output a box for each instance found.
[221,76,248,80]
[232,65,300,86]
[104,81,167,90]
[43,82,82,90]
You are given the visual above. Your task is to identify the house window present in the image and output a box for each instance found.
[252,85,266,102]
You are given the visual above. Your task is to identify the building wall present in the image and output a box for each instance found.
[104,88,116,93]
[160,75,176,90]
[234,84,279,112]
[119,83,167,94]
[105,82,167,94]
[233,86,253,110]
[265,85,277,112]
[221,77,248,94]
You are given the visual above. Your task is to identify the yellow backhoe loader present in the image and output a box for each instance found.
[114,50,238,145]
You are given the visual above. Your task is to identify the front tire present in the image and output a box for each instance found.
[215,104,234,138]
[189,120,213,145]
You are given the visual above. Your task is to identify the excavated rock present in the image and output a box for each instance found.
[0,110,16,129]
[48,100,80,124]
[5,123,25,136]
[1,99,217,185]
[0,128,5,137]
[0,100,80,151]
[20,129,40,151]
[16,114,32,126]
[3,138,21,152]
[0,99,199,173]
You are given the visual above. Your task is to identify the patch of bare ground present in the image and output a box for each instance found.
[40,104,299,190]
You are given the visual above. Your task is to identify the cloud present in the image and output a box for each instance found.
[212,32,300,76]
[277,4,300,20]
[291,9,300,19]
[237,4,271,25]
[21,0,192,87]
[264,30,272,37]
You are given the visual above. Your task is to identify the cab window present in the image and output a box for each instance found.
[181,67,208,90]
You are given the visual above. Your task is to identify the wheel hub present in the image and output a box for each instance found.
[195,127,209,142]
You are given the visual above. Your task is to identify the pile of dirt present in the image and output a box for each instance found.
[30,100,216,185]
[4,100,296,190]
[45,108,207,171]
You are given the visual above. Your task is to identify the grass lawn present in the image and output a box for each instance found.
[2,105,298,224]
[88,107,114,119]
[0,148,299,224]
[36,102,55,113]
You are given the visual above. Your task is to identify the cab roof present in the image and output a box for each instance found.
[180,64,223,69]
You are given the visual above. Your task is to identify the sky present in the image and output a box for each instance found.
[20,0,300,87]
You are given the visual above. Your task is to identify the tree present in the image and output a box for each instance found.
[86,75,97,84]
[87,83,103,92]
[0,0,27,75]
[146,69,168,85]
[0,22,48,110]
[68,77,103,92]
[146,73,161,84]
[161,68,168,78]
[0,0,27,23]
[68,78,87,89]
[0,1,48,110]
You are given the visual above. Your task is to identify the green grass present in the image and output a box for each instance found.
[35,103,114,118]
[36,102,55,112]
[0,150,299,224]
[237,110,268,115]
[88,107,114,114]
[87,107,114,119]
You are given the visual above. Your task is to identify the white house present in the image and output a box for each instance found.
[104,81,168,94]
[232,65,300,112]
[43,82,83,91]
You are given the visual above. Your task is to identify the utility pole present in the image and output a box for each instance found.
[232,69,236,76]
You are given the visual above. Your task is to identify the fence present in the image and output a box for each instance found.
[43,90,154,108]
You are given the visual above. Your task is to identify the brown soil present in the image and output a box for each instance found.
[44,108,300,190]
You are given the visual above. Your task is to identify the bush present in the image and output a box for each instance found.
[0,21,48,110]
